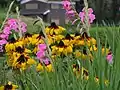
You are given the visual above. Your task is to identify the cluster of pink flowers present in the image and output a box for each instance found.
[36,44,50,65]
[79,8,95,24]
[62,0,76,21]
[0,18,27,46]
[62,0,95,24]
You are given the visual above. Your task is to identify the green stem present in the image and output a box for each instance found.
[16,6,23,39]
[0,1,15,32]
[83,0,90,36]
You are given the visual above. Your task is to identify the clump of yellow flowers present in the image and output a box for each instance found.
[4,22,110,72]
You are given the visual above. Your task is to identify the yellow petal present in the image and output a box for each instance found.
[21,63,27,70]
[46,64,53,72]
[36,64,43,72]
[58,47,64,52]
[27,59,36,65]
[25,49,32,53]
[66,46,73,53]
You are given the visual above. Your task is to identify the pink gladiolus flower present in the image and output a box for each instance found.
[62,0,71,11]
[36,51,45,59]
[88,8,93,14]
[0,39,7,45]
[106,53,113,64]
[89,14,95,23]
[79,12,85,22]
[79,8,95,24]
[38,44,47,51]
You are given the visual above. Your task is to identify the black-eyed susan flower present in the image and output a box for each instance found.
[72,64,89,79]
[89,44,97,51]
[51,34,65,44]
[74,49,93,60]
[74,32,96,46]
[36,58,53,72]
[22,33,32,45]
[7,52,36,70]
[62,33,75,46]
[95,77,109,86]
[45,22,65,35]
[51,40,73,56]
[5,37,16,53]
[0,81,18,90]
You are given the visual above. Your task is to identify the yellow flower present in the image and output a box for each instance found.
[36,63,43,72]
[74,32,96,46]
[51,40,73,56]
[74,50,93,60]
[47,35,55,45]
[0,81,18,90]
[72,64,89,79]
[7,53,36,70]
[36,63,53,72]
[63,45,73,55]
[90,45,97,51]
[102,48,109,55]
[27,58,36,65]
[33,46,38,54]
[14,41,24,47]
[5,43,15,53]
[53,35,64,42]
[95,77,109,86]
[46,64,53,72]
[45,22,65,35]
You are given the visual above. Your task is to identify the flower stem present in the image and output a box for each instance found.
[0,1,15,32]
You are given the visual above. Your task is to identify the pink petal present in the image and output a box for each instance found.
[106,54,113,64]
[62,1,71,10]
[0,33,9,39]
[38,44,47,51]
[66,10,75,15]
[88,8,93,14]
[3,26,11,35]
[36,51,45,59]
[43,58,50,65]
[0,39,7,45]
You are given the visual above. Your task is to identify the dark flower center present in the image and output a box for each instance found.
[83,47,87,55]
[17,55,27,64]
[73,64,80,71]
[81,32,90,39]
[16,46,25,54]
[25,33,32,38]
[65,34,73,40]
[57,41,65,47]
[4,84,12,90]
[83,70,89,76]
[75,32,81,36]
[37,31,45,39]
[48,22,59,29]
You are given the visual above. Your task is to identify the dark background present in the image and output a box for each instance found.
[0,0,120,24]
